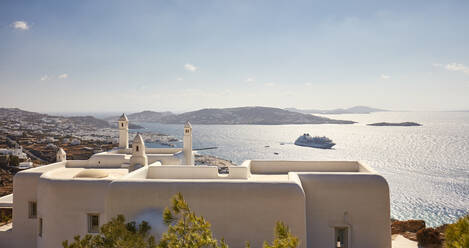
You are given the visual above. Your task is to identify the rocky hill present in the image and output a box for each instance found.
[0,108,110,129]
[108,107,355,125]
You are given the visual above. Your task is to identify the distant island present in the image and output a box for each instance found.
[105,107,356,125]
[286,106,388,115]
[368,122,422,127]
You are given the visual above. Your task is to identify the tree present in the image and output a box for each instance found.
[158,192,228,248]
[62,215,156,248]
[445,215,469,248]
[262,221,299,248]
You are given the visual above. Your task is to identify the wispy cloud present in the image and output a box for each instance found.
[381,74,391,80]
[58,73,68,79]
[305,82,312,87]
[184,64,197,72]
[245,78,255,83]
[264,82,276,87]
[445,63,469,75]
[40,75,49,81]
[11,21,29,30]
[177,77,183,81]
[434,63,469,75]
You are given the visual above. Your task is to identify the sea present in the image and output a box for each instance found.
[136,111,469,227]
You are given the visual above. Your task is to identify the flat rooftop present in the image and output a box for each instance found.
[44,167,129,180]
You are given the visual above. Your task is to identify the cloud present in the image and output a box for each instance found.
[433,63,469,75]
[40,75,49,81]
[444,63,469,75]
[177,77,183,81]
[184,64,197,72]
[381,74,391,80]
[245,78,255,83]
[264,82,276,87]
[305,82,312,87]
[12,21,29,30]
[58,73,68,79]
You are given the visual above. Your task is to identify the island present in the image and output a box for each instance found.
[286,105,388,115]
[105,106,356,125]
[368,122,422,126]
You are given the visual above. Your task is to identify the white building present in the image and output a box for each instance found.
[0,115,391,248]
[0,145,28,160]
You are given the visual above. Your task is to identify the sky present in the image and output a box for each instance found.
[0,0,469,113]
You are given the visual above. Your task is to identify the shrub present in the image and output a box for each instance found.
[445,215,469,248]
[416,228,441,246]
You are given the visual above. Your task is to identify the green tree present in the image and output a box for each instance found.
[158,192,228,248]
[262,221,299,248]
[445,215,469,248]
[62,215,156,248]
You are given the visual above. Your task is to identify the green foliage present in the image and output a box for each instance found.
[262,221,299,248]
[158,192,228,248]
[62,215,156,248]
[445,215,469,248]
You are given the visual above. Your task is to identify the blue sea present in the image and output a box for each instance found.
[136,111,469,227]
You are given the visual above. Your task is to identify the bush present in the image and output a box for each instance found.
[445,215,469,248]
[416,228,441,246]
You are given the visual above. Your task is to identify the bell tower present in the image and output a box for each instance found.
[183,121,193,165]
[118,113,129,149]
[56,148,66,162]
[130,133,148,167]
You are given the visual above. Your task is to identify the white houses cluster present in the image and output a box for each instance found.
[0,113,391,248]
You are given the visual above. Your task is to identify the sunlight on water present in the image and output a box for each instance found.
[140,111,469,227]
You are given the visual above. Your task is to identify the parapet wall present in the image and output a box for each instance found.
[146,165,250,179]
[247,160,365,174]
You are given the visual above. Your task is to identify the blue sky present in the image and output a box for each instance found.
[1,0,468,112]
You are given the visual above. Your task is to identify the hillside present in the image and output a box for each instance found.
[112,107,355,125]
[286,106,387,115]
[67,116,110,128]
[0,108,111,129]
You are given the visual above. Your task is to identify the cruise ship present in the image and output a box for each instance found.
[294,133,336,149]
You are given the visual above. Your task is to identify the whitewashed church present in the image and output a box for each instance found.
[0,114,391,248]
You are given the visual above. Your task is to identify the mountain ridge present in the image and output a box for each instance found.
[105,106,356,125]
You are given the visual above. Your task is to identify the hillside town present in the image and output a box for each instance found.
[0,108,236,197]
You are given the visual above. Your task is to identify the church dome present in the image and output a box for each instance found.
[133,133,144,144]
[119,113,129,122]
[57,148,66,155]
